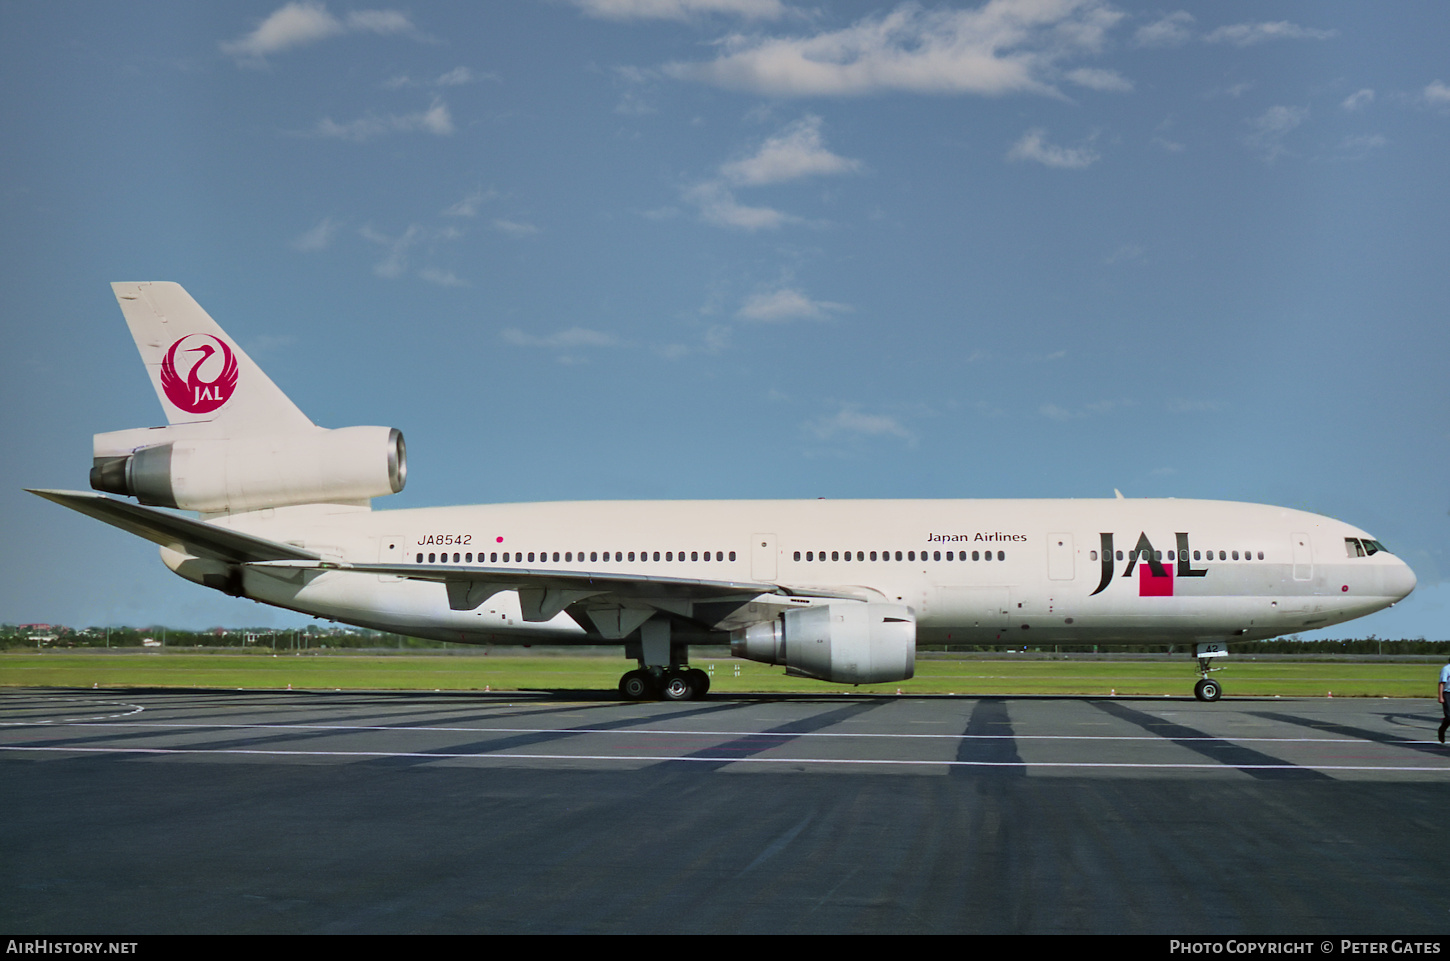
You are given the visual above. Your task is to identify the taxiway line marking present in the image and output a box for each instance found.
[2,743,1447,772]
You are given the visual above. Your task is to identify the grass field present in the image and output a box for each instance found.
[0,651,1440,698]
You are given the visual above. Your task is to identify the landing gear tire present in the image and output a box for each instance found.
[686,668,710,698]
[660,671,695,702]
[1194,678,1222,702]
[620,670,656,701]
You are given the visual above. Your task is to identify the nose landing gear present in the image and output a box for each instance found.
[1193,642,1228,701]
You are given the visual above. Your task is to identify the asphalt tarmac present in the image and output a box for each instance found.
[2,688,1447,934]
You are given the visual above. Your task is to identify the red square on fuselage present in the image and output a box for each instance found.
[1139,564,1174,596]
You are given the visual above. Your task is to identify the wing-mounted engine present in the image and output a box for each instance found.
[90,424,406,513]
[731,601,916,684]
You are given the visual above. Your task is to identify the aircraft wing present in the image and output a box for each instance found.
[251,558,866,626]
[31,489,863,630]
[28,489,320,564]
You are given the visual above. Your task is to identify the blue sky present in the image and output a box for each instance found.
[2,1,1446,637]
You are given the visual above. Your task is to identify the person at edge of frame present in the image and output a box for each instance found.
[1439,655,1450,745]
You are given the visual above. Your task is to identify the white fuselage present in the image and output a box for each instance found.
[184,497,1416,646]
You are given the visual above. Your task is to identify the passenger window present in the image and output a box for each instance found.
[416,553,423,563]
[908,551,916,562]
[972,551,980,561]
[691,552,698,561]
[729,551,736,561]
[895,551,903,561]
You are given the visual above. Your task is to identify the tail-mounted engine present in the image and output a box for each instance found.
[90,425,406,513]
[731,601,916,684]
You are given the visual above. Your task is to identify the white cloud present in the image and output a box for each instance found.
[1336,134,1387,158]
[571,0,785,20]
[384,66,491,89]
[1424,80,1450,106]
[1244,105,1307,162]
[419,267,469,288]
[345,10,413,35]
[291,216,340,251]
[491,218,542,237]
[1103,243,1144,265]
[809,404,914,443]
[683,180,798,230]
[1006,128,1099,169]
[1341,88,1374,112]
[500,327,618,348]
[737,287,849,321]
[1066,67,1132,92]
[442,187,497,218]
[315,100,454,141]
[221,2,417,61]
[720,116,863,185]
[1040,399,1129,420]
[1149,115,1184,153]
[665,0,1124,97]
[1203,21,1336,47]
[1133,11,1194,48]
[360,223,463,280]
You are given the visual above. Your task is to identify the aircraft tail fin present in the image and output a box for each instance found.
[112,282,313,431]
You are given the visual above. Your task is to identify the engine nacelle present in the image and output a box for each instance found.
[731,602,916,685]
[90,425,406,513]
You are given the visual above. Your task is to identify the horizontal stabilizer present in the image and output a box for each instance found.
[28,489,319,564]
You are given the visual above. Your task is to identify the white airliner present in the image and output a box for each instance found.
[32,283,1417,701]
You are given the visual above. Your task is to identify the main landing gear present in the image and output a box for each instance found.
[617,617,710,701]
[1193,642,1227,701]
[619,667,711,702]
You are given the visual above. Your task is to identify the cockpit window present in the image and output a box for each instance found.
[1346,537,1388,557]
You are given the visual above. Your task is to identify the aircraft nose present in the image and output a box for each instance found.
[1387,559,1417,602]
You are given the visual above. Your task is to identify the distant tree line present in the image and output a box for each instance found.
[924,637,1450,656]
[0,624,450,651]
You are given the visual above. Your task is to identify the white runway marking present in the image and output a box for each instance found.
[1,742,1447,772]
[0,697,145,724]
[0,718,1422,745]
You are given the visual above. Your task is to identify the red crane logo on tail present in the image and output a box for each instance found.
[160,335,238,414]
